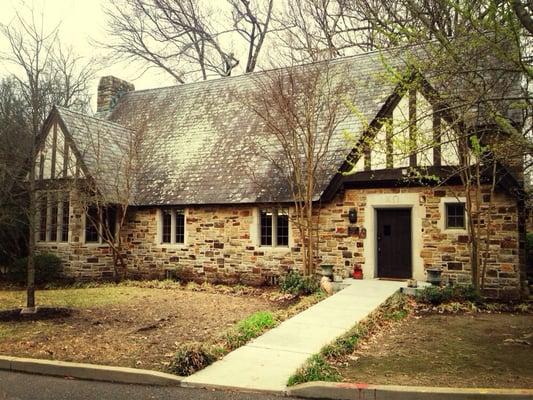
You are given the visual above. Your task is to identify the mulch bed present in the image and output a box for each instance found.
[0,288,284,371]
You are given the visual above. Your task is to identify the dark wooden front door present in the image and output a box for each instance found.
[377,209,412,279]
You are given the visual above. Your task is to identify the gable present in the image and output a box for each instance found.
[350,88,461,173]
[35,114,82,181]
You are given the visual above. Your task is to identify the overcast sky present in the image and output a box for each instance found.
[0,0,187,110]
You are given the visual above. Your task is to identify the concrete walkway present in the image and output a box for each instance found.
[182,279,405,392]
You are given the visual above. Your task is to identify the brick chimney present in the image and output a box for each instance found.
[96,76,135,114]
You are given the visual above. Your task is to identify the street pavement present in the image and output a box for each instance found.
[0,371,293,400]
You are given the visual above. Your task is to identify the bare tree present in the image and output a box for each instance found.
[245,61,352,276]
[102,0,274,82]
[0,78,30,269]
[1,9,95,310]
[229,0,274,72]
[74,119,145,282]
[272,0,380,63]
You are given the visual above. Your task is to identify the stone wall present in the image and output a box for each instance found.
[35,190,117,280]
[35,185,523,298]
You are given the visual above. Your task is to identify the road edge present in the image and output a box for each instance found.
[0,355,183,386]
[287,381,533,400]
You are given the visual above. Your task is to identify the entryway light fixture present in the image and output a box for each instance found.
[348,208,357,223]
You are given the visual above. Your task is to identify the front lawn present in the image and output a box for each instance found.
[0,282,298,371]
[336,313,533,389]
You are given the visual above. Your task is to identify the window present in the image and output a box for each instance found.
[39,195,47,241]
[50,195,58,242]
[260,209,289,247]
[446,203,465,229]
[85,206,100,243]
[175,210,185,244]
[103,207,117,241]
[85,206,117,243]
[161,210,172,243]
[61,200,69,242]
[37,192,69,243]
[160,208,186,245]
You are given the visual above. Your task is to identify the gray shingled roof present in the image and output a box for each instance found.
[56,106,135,204]
[57,46,524,206]
[106,52,400,205]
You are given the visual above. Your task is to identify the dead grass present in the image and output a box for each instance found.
[0,284,291,371]
[336,313,533,389]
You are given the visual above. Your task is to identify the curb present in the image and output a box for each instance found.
[287,382,533,400]
[0,355,183,386]
[181,380,285,396]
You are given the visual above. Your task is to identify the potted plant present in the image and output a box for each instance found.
[352,264,363,279]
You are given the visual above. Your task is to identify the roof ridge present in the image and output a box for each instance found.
[55,105,133,131]
[121,43,422,97]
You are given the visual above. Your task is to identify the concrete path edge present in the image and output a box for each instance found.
[287,381,533,400]
[0,355,183,386]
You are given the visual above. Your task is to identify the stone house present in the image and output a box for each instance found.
[33,50,526,298]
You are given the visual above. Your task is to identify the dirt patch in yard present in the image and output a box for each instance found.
[0,287,283,371]
[336,313,533,388]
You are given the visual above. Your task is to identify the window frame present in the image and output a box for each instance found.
[259,208,290,248]
[84,205,118,245]
[445,202,466,229]
[159,208,186,246]
[36,192,70,243]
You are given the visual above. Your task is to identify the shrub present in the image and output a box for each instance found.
[287,355,340,386]
[7,254,63,285]
[415,285,482,305]
[224,311,277,350]
[280,270,319,296]
[168,343,221,376]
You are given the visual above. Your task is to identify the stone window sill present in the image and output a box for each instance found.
[36,242,70,246]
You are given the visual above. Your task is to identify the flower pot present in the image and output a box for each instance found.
[353,269,363,279]
[426,268,442,286]
[320,264,334,279]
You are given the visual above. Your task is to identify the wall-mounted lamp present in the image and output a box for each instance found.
[348,208,357,224]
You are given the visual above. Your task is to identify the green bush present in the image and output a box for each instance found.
[287,354,340,386]
[280,270,319,296]
[7,253,63,285]
[415,285,481,305]
[224,311,277,350]
[168,343,221,376]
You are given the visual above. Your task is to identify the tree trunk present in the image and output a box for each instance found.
[26,144,36,309]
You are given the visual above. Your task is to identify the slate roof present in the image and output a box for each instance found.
[55,46,524,206]
[56,106,135,203]
[105,51,402,205]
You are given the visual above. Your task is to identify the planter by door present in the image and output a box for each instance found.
[376,208,412,279]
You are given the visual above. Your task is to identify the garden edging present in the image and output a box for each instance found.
[0,355,184,386]
[287,381,533,400]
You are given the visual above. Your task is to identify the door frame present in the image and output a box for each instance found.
[375,207,412,279]
[362,192,425,281]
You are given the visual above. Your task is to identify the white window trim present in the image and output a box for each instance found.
[438,197,468,234]
[157,208,187,247]
[256,207,291,249]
